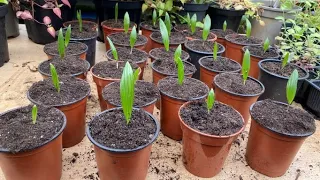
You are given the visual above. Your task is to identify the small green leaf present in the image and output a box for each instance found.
[152,9,157,27]
[223,20,227,32]
[65,25,71,48]
[286,69,299,105]
[76,10,82,32]
[58,29,65,59]
[202,15,211,41]
[124,12,130,34]
[186,13,191,26]
[213,42,218,61]
[32,105,37,124]
[282,52,291,69]
[165,0,173,11]
[50,63,60,93]
[263,38,270,53]
[206,89,215,112]
[107,37,118,61]
[164,12,171,36]
[190,14,197,34]
[133,69,140,83]
[130,26,137,53]
[159,19,170,51]
[120,62,135,124]
[174,44,182,64]
[115,3,118,23]
[242,49,251,84]
[245,19,251,38]
[177,57,184,85]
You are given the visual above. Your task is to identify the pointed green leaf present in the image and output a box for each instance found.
[133,68,140,83]
[206,89,215,112]
[152,9,157,27]
[286,69,299,105]
[115,3,118,23]
[130,26,137,51]
[107,37,118,61]
[190,14,197,34]
[77,10,82,32]
[186,13,191,26]
[242,49,251,84]
[164,12,171,36]
[174,44,182,64]
[58,29,65,59]
[213,42,218,61]
[124,12,130,34]
[282,52,291,69]
[263,38,270,53]
[245,19,251,38]
[120,62,135,124]
[32,105,37,124]
[202,15,211,41]
[159,19,170,51]
[65,25,71,47]
[177,57,184,85]
[50,63,60,93]
[223,20,227,32]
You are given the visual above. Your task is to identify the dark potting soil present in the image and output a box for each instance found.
[186,40,224,53]
[174,24,201,32]
[215,73,263,95]
[28,76,90,106]
[226,34,262,45]
[44,42,87,56]
[140,21,159,31]
[180,101,243,136]
[200,57,241,72]
[64,21,97,30]
[244,46,279,59]
[92,61,139,79]
[252,99,316,135]
[89,108,156,149]
[0,105,64,152]
[70,25,98,39]
[151,32,187,44]
[158,77,208,101]
[102,81,159,107]
[107,47,148,63]
[102,19,136,29]
[211,29,235,39]
[153,59,196,75]
[261,61,307,78]
[39,56,89,76]
[150,47,189,60]
[108,32,147,47]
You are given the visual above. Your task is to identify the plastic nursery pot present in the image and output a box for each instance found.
[185,40,225,79]
[0,3,9,67]
[149,47,190,62]
[38,60,90,80]
[63,20,98,32]
[150,32,187,50]
[305,80,320,117]
[43,42,88,60]
[213,73,265,125]
[86,107,160,180]
[107,32,148,51]
[245,101,315,177]
[178,101,245,178]
[258,59,309,103]
[140,21,158,53]
[0,106,66,180]
[199,56,241,89]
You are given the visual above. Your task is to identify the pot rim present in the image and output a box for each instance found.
[107,32,148,47]
[259,5,302,13]
[178,100,245,139]
[198,56,241,73]
[225,34,262,46]
[157,76,209,101]
[139,21,159,32]
[149,47,190,61]
[242,46,280,59]
[214,72,265,97]
[0,105,67,153]
[151,59,196,76]
[250,100,316,137]
[150,31,188,45]
[106,47,148,64]
[86,107,160,153]
[210,29,236,40]
[101,19,136,31]
[43,41,89,57]
[38,58,90,78]
[258,59,309,80]
[184,39,225,55]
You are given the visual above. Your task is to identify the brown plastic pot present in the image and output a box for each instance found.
[27,86,90,148]
[140,22,157,53]
[158,77,209,140]
[149,47,190,62]
[245,101,315,177]
[213,73,265,125]
[199,56,241,89]
[63,20,98,31]
[38,60,90,80]
[86,107,160,180]
[43,42,88,60]
[178,101,245,177]
[0,107,66,180]
[150,32,187,50]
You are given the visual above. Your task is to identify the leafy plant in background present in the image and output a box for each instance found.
[202,15,211,41]
[129,26,137,54]
[50,63,60,93]
[115,3,118,23]
[57,26,71,59]
[223,20,227,32]
[286,69,299,105]
[159,18,170,51]
[213,42,218,61]
[76,10,82,32]
[190,14,197,35]
[242,49,250,85]
[124,12,130,34]
[16,0,72,37]
[0,0,8,4]
[107,37,119,69]
[206,89,215,113]
[152,9,157,27]
[263,38,270,53]
[32,105,37,124]
[120,62,139,124]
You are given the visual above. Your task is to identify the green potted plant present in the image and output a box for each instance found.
[176,0,211,22]
[246,69,316,177]
[0,0,9,67]
[87,61,160,180]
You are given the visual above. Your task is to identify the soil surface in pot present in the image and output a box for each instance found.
[140,21,159,31]
[108,32,147,46]
[0,105,64,152]
[70,24,98,39]
[28,76,90,106]
[211,29,235,39]
[261,61,307,78]
[39,56,89,76]
[64,21,97,30]
[107,47,148,63]
[102,19,135,29]
[102,81,159,107]
[244,46,279,58]
[44,42,87,55]
[89,108,156,149]
[227,34,262,45]
[150,47,189,60]
[180,101,243,136]
[151,32,187,44]
[158,77,208,101]
[153,60,196,75]
[92,61,139,79]
[174,24,201,32]
[186,40,224,53]
[215,73,263,95]
[200,57,241,72]
[251,99,316,135]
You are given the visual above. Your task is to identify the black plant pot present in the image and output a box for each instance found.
[176,2,209,22]
[5,2,19,38]
[306,80,320,118]
[0,3,9,67]
[71,35,98,67]
[295,70,318,105]
[258,59,309,103]
[207,5,245,31]
[94,0,143,42]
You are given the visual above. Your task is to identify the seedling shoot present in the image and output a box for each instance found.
[223,21,227,32]
[164,12,171,36]
[107,37,119,69]
[76,10,82,32]
[115,3,118,23]
[282,52,291,69]
[32,105,38,124]
[174,45,182,64]
[213,42,218,61]
[202,15,211,41]
[173,44,184,85]
[245,19,251,38]
[152,9,157,27]
[50,63,60,93]
[190,14,197,35]
[263,38,270,53]
[242,49,251,85]
[57,26,71,59]
[206,89,215,113]
[159,19,170,52]
[286,69,299,105]
[129,26,137,54]
[124,12,130,34]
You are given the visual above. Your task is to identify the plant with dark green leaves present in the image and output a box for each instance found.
[245,19,251,38]
[190,14,197,35]
[165,12,171,36]
[282,52,291,69]
[57,25,71,59]
[120,62,140,124]
[107,37,119,68]
[263,38,270,53]
[32,105,37,124]
[206,88,215,113]
[202,15,211,41]
[115,3,118,23]
[130,26,137,54]
[286,69,299,105]
[76,10,82,32]
[124,12,130,34]
[174,44,182,64]
[223,20,227,32]
[159,19,170,51]
[50,63,60,93]
[213,42,218,61]
[152,9,157,27]
[242,49,250,84]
